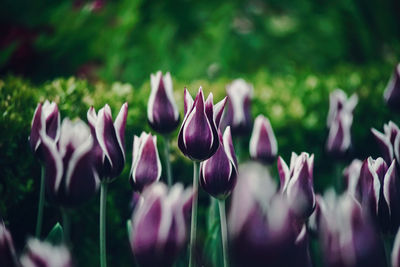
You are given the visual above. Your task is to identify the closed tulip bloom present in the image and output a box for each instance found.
[200,127,237,199]
[40,118,99,206]
[326,89,358,128]
[383,160,400,232]
[392,227,400,267]
[130,132,161,192]
[30,100,60,158]
[87,103,128,181]
[343,159,363,200]
[278,152,315,220]
[20,239,72,267]
[130,183,193,267]
[178,87,226,161]
[371,121,399,165]
[0,224,19,267]
[384,63,400,111]
[147,71,180,133]
[249,115,278,164]
[221,79,253,135]
[326,111,353,157]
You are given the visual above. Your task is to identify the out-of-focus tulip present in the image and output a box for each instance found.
[200,127,237,199]
[294,225,312,267]
[371,121,400,165]
[40,118,99,206]
[20,239,72,267]
[30,100,60,158]
[178,87,226,161]
[308,194,324,235]
[87,103,128,181]
[147,71,180,134]
[249,115,278,164]
[129,132,161,192]
[326,110,353,157]
[384,63,400,111]
[383,160,400,232]
[326,89,358,128]
[319,191,386,267]
[343,159,363,200]
[221,79,253,135]
[130,183,193,267]
[0,223,19,267]
[229,162,298,267]
[278,152,315,220]
[392,227,400,267]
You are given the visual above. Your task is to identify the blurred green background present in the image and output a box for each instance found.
[1,0,400,266]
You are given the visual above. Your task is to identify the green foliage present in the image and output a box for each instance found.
[46,222,64,245]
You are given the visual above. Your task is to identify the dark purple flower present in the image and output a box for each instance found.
[326,89,358,128]
[178,87,226,161]
[220,79,253,135]
[382,160,400,232]
[343,159,363,200]
[20,239,72,267]
[229,162,298,267]
[249,115,278,164]
[392,227,400,267]
[40,118,99,206]
[371,121,399,165]
[147,71,180,134]
[30,100,60,158]
[278,152,315,220]
[129,132,161,192]
[199,127,237,199]
[87,103,128,181]
[130,183,193,267]
[384,63,400,111]
[326,110,353,157]
[0,223,19,267]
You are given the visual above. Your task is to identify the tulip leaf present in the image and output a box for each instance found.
[45,222,64,245]
[203,198,223,266]
[126,219,132,239]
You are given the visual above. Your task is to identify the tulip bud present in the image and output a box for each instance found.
[178,87,226,161]
[384,63,400,111]
[147,71,180,133]
[0,224,19,267]
[221,79,253,135]
[393,227,400,267]
[326,111,353,157]
[326,89,358,128]
[30,100,60,158]
[40,118,99,206]
[20,239,72,267]
[130,183,193,267]
[199,127,237,199]
[87,103,128,181]
[249,115,278,164]
[343,159,363,200]
[383,160,400,232]
[278,152,315,220]
[371,121,399,165]
[129,132,161,192]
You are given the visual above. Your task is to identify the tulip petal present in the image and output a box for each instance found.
[277,156,290,191]
[213,96,227,127]
[393,227,400,267]
[371,128,394,164]
[30,103,43,152]
[114,102,128,160]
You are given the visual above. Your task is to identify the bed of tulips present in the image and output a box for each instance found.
[1,63,400,267]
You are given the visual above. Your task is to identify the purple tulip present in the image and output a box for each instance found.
[0,223,19,267]
[221,79,253,135]
[384,63,400,111]
[87,103,128,181]
[199,127,237,199]
[293,225,312,267]
[178,87,226,161]
[343,159,363,200]
[392,227,400,267]
[278,152,315,220]
[129,132,161,192]
[249,115,278,164]
[229,162,298,267]
[30,100,60,158]
[326,110,353,157]
[308,194,324,235]
[383,160,400,231]
[20,239,72,267]
[319,192,386,267]
[130,183,193,267]
[40,118,99,206]
[326,89,358,128]
[371,121,399,165]
[147,71,180,133]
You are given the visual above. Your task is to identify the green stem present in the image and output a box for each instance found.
[61,208,70,245]
[163,135,173,187]
[100,182,108,267]
[218,199,229,267]
[35,166,45,237]
[189,161,199,267]
[335,163,343,193]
